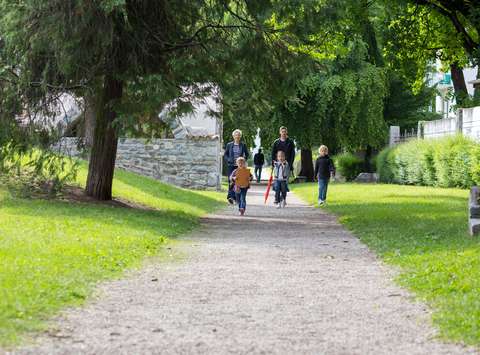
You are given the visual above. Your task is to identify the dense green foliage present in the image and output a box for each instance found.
[334,153,364,181]
[256,0,438,179]
[377,135,477,188]
[0,0,319,199]
[263,1,392,152]
[0,0,443,198]
[0,163,223,346]
[385,0,480,104]
[281,40,388,151]
[292,183,480,345]
[0,144,78,197]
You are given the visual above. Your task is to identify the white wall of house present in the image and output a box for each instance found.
[430,62,478,119]
[411,106,480,142]
[177,94,221,136]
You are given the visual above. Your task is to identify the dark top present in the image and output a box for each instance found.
[253,152,265,166]
[271,138,295,167]
[314,155,335,180]
[224,141,249,166]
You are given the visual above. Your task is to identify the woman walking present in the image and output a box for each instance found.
[224,129,249,204]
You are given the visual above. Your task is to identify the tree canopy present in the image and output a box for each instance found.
[0,0,463,197]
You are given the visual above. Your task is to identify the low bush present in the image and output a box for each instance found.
[376,135,478,188]
[376,147,396,183]
[0,142,78,197]
[334,152,363,181]
[471,145,480,184]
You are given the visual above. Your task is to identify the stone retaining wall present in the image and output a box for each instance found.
[54,137,222,190]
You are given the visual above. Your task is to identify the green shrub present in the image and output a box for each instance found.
[432,138,455,187]
[420,143,436,186]
[471,145,480,185]
[395,142,421,185]
[377,146,397,183]
[0,143,78,197]
[450,136,475,188]
[377,135,478,188]
[334,152,363,181]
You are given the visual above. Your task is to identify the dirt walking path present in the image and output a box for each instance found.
[13,186,474,354]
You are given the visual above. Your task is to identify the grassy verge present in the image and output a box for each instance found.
[0,165,224,346]
[291,182,480,345]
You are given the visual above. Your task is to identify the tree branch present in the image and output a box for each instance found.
[415,0,478,54]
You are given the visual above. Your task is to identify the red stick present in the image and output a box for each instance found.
[264,174,273,204]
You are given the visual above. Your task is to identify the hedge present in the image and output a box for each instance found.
[377,135,478,188]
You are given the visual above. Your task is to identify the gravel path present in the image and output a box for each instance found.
[11,186,475,354]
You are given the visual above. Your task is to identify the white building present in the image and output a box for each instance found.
[429,62,478,118]
[158,85,222,138]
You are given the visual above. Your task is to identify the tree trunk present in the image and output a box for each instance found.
[85,75,123,200]
[299,148,314,182]
[364,145,373,173]
[84,95,96,148]
[474,66,480,101]
[450,62,468,106]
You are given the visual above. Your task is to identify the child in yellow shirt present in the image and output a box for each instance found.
[230,157,253,216]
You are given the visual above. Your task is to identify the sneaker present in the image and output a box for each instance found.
[318,200,325,206]
[276,203,281,209]
[281,200,286,208]
[228,197,234,205]
[239,208,245,216]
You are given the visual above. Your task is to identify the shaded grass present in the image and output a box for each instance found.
[292,183,480,345]
[0,165,224,346]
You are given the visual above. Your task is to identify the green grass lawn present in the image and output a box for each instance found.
[0,165,224,346]
[292,183,480,346]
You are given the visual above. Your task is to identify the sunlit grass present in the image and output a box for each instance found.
[0,165,224,346]
[292,183,480,345]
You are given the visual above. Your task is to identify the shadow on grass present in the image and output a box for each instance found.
[292,183,480,344]
[0,192,201,346]
[112,168,224,214]
[292,182,478,256]
[321,192,479,259]
[1,195,196,239]
[380,193,467,203]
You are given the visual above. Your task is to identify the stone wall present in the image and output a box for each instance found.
[53,137,222,190]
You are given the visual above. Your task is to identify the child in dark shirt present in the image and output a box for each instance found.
[314,145,335,206]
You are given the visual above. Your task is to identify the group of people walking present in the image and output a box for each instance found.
[224,126,335,215]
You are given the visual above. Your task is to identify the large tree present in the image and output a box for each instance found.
[266,0,390,178]
[385,0,480,105]
[0,0,292,200]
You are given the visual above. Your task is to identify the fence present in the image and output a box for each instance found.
[462,106,480,140]
[422,116,458,139]
[388,126,418,146]
[389,105,480,145]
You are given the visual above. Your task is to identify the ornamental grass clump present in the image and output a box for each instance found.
[0,143,78,198]
[334,152,364,181]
